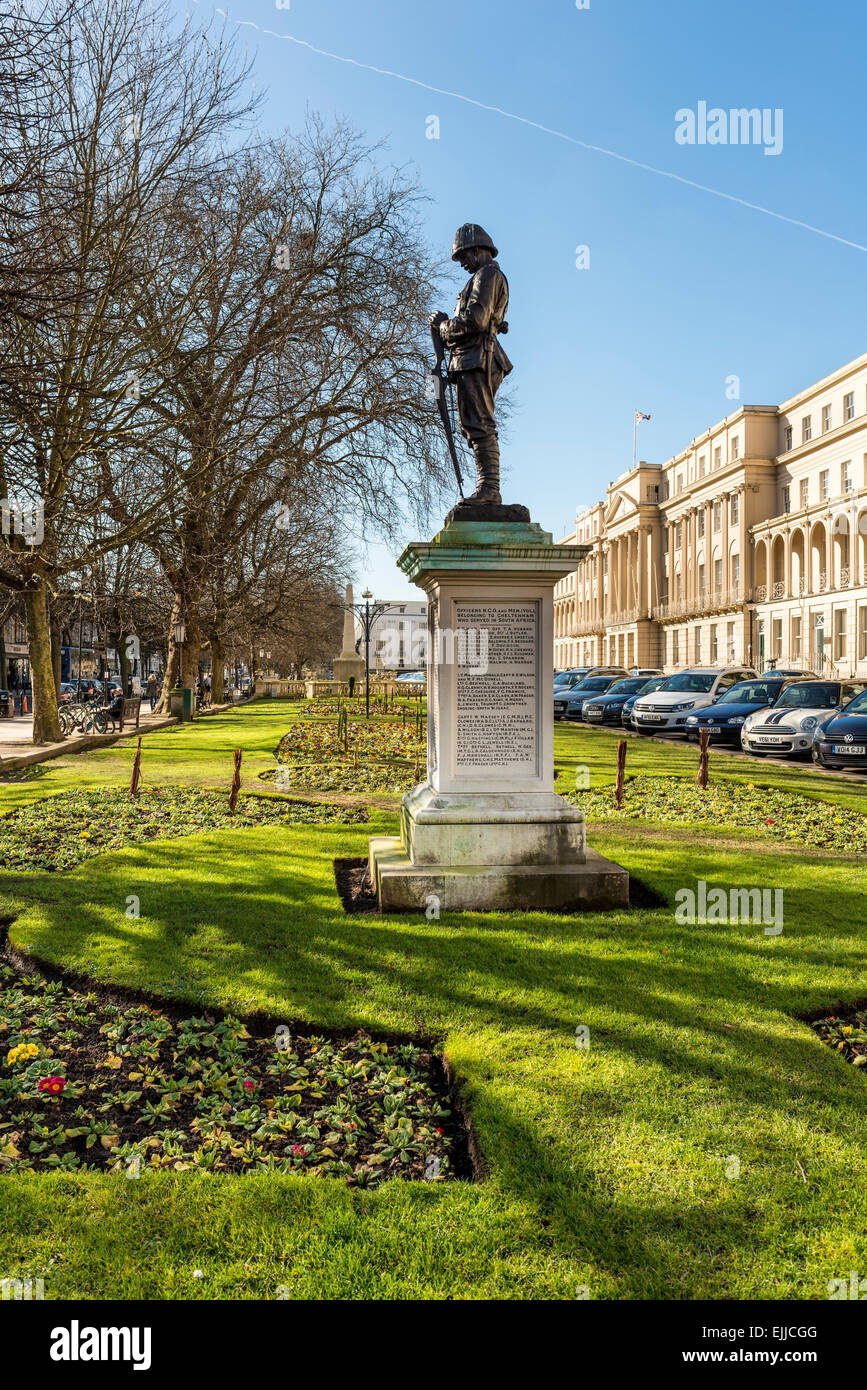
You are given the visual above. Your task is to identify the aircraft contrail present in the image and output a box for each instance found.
[203,5,867,254]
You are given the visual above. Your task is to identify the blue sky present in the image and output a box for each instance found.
[191,0,867,598]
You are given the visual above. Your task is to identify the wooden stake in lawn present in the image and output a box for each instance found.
[129,737,143,798]
[228,748,242,812]
[697,728,710,789]
[615,738,627,808]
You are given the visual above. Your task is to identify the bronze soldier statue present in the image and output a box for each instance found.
[430,223,513,508]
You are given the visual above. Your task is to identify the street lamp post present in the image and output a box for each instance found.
[362,589,373,719]
[73,591,94,700]
[332,588,398,720]
[174,620,186,690]
[76,595,85,700]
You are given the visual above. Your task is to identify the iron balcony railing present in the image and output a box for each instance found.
[652,586,743,620]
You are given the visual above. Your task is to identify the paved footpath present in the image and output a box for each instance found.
[0,704,233,773]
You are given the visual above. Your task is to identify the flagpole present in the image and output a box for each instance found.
[633,412,637,470]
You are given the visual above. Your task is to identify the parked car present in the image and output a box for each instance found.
[553,665,627,692]
[621,676,671,728]
[59,682,79,703]
[685,676,802,745]
[811,686,867,770]
[631,666,757,735]
[554,668,590,689]
[88,679,122,701]
[556,674,624,721]
[741,679,867,757]
[760,667,818,679]
[627,667,664,678]
[582,676,662,726]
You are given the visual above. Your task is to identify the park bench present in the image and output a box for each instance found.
[106,695,142,733]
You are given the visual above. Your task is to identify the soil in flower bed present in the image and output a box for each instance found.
[810,1006,867,1070]
[567,775,867,853]
[0,788,368,873]
[0,960,465,1184]
[333,858,379,915]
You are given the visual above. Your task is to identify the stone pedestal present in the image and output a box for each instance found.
[368,517,629,913]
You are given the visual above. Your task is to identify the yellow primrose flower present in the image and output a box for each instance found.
[842,1026,853,1036]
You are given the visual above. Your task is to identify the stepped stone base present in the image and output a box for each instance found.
[332,655,366,683]
[368,836,629,913]
[400,782,586,867]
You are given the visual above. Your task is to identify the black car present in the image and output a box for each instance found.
[621,676,670,728]
[556,675,624,721]
[812,688,867,770]
[684,678,795,744]
[582,676,660,726]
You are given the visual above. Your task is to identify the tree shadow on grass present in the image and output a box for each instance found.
[4,822,867,1295]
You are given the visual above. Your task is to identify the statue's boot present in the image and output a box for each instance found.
[464,439,502,505]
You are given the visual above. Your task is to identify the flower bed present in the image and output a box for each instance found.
[275,710,425,794]
[566,775,867,853]
[303,696,425,719]
[0,788,368,873]
[810,1008,867,1069]
[0,962,459,1184]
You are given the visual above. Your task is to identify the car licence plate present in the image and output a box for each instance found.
[754,735,784,744]
[640,713,663,722]
[832,744,866,755]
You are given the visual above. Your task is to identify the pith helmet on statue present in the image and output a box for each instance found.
[451,223,498,261]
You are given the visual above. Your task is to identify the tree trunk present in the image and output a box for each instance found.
[181,611,202,690]
[156,591,203,713]
[118,632,131,696]
[49,609,62,698]
[24,582,62,743]
[210,634,225,706]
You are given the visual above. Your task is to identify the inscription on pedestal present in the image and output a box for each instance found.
[454,602,538,774]
[427,600,438,775]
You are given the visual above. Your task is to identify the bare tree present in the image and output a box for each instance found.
[116,123,449,710]
[0,0,255,740]
[197,478,345,698]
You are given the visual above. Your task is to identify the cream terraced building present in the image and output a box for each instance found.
[554,349,867,677]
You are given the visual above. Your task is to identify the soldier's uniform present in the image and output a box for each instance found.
[439,224,513,503]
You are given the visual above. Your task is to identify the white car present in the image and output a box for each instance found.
[741,678,867,757]
[631,666,757,735]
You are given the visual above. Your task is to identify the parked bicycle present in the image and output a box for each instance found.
[59,692,108,736]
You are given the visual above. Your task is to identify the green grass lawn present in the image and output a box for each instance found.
[0,700,865,1299]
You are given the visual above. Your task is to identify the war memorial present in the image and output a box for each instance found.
[368,224,629,911]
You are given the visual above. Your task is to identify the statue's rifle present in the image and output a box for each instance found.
[429,321,464,498]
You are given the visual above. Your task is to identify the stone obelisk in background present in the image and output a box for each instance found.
[332,583,366,685]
